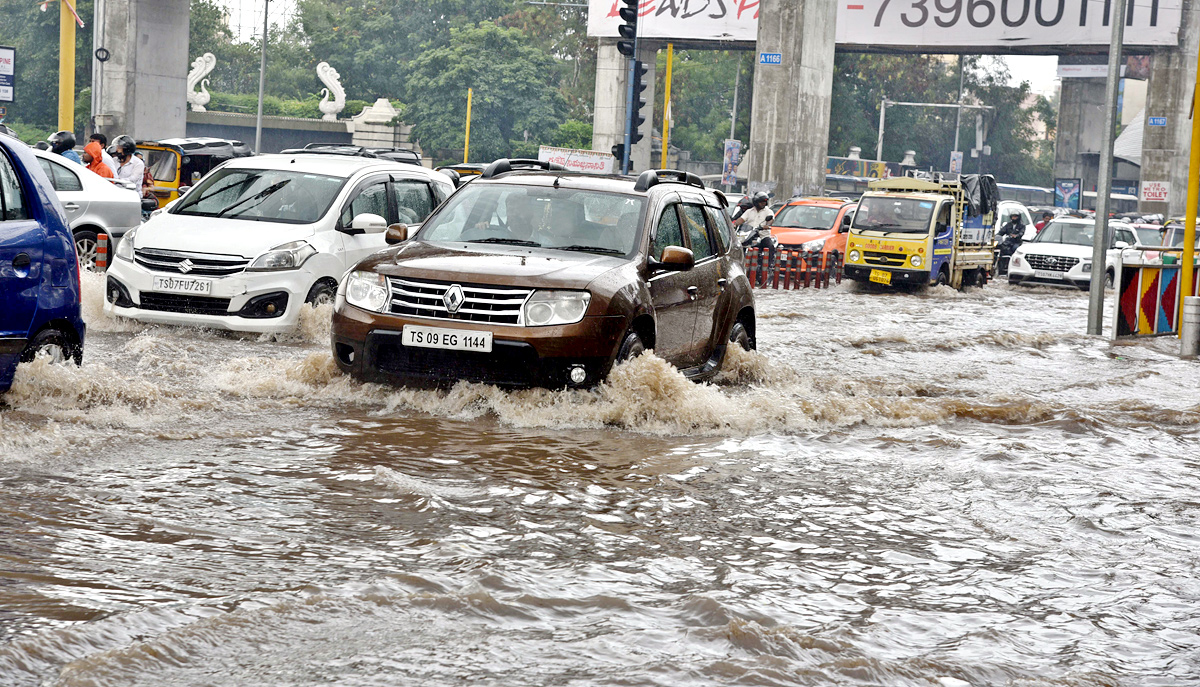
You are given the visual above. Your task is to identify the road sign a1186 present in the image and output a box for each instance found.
[0,46,15,103]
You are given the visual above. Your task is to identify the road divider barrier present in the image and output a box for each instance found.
[96,233,108,271]
[744,248,842,290]
[1112,247,1200,339]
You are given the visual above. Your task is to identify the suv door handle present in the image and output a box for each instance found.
[686,285,699,299]
[63,202,80,210]
[717,278,728,290]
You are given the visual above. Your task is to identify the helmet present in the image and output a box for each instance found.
[752,191,770,205]
[48,130,76,155]
[112,135,137,157]
[737,196,754,209]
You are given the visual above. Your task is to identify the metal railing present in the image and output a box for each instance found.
[743,248,842,290]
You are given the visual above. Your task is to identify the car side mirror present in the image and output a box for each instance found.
[141,196,160,212]
[385,223,409,245]
[653,245,695,272]
[351,213,388,234]
[839,215,852,233]
[1115,240,1130,249]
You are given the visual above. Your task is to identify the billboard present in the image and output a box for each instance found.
[1055,178,1081,210]
[0,46,14,103]
[587,0,1182,48]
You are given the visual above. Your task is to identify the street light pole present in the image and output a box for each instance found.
[254,0,269,154]
[1087,0,1127,336]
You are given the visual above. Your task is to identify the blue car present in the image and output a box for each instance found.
[0,133,85,393]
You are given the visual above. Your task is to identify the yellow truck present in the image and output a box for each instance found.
[843,175,996,289]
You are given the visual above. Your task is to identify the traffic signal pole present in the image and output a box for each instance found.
[622,52,636,175]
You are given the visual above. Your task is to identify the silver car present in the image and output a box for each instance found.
[32,148,142,270]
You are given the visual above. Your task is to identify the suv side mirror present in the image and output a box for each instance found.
[385,223,409,244]
[653,245,695,272]
[350,213,388,234]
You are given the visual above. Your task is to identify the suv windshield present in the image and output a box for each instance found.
[853,196,935,234]
[773,204,840,230]
[419,184,646,256]
[173,168,347,224]
[1036,221,1095,246]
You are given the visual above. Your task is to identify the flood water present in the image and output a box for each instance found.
[1,271,1198,686]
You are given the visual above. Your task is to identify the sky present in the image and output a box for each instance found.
[1003,55,1060,97]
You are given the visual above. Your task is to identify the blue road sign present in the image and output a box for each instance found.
[1148,116,1168,127]
[758,53,782,66]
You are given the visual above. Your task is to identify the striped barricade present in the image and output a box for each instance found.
[1112,249,1200,338]
[743,248,842,289]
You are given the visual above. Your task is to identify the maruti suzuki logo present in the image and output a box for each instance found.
[443,284,464,314]
[178,259,195,274]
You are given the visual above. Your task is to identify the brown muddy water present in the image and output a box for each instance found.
[1,271,1198,686]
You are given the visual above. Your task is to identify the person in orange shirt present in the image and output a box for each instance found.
[82,140,114,179]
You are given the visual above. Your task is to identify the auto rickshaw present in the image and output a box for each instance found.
[137,137,253,208]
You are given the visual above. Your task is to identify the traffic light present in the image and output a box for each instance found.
[611,143,625,162]
[629,60,649,145]
[616,0,638,57]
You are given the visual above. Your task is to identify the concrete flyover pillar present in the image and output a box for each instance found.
[1052,67,1107,194]
[1141,0,1200,217]
[746,0,836,200]
[591,39,659,174]
[97,0,189,141]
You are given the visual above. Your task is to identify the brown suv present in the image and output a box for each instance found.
[330,159,756,388]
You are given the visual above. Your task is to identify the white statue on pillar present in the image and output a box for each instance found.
[186,53,217,112]
[317,62,346,121]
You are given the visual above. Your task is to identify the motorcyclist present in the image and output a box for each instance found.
[110,135,146,192]
[996,211,1025,275]
[734,191,777,286]
[48,131,82,164]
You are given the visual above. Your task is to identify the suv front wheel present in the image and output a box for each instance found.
[616,330,645,363]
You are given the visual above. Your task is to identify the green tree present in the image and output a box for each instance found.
[404,22,566,162]
[655,50,752,161]
[189,0,317,100]
[0,0,94,131]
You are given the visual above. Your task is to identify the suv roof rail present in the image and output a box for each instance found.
[481,158,566,178]
[280,146,379,158]
[634,169,705,193]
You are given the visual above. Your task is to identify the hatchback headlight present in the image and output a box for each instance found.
[910,254,923,268]
[115,227,136,262]
[345,271,390,313]
[523,290,590,326]
[801,238,826,252]
[247,240,316,271]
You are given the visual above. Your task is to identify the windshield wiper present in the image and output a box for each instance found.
[466,237,541,247]
[216,179,291,217]
[180,174,262,211]
[554,245,624,255]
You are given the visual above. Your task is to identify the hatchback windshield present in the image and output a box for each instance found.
[773,204,841,230]
[853,196,935,234]
[419,184,646,256]
[173,168,347,224]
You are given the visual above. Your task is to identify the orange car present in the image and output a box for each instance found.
[770,198,856,259]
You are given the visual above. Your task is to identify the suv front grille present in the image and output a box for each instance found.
[134,248,250,276]
[138,293,232,315]
[1025,254,1079,272]
[388,277,532,325]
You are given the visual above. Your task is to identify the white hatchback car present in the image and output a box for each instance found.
[1008,218,1137,289]
[104,153,455,332]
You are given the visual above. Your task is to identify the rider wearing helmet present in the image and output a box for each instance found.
[111,135,146,191]
[48,131,82,164]
[733,191,775,243]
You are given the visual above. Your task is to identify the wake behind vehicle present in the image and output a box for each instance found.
[0,133,85,393]
[843,175,997,289]
[104,152,455,332]
[331,160,756,389]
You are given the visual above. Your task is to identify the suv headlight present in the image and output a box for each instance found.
[247,240,316,271]
[523,290,590,326]
[801,238,826,252]
[345,271,390,313]
[115,227,136,262]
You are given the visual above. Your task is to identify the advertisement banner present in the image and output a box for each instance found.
[826,156,888,179]
[1141,180,1170,203]
[1054,178,1081,210]
[948,151,963,174]
[587,0,1182,48]
[537,145,614,175]
[721,139,741,186]
[0,46,14,103]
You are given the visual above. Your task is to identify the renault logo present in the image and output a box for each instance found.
[443,284,465,314]
[178,259,195,274]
